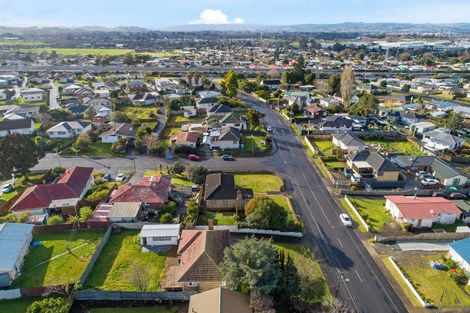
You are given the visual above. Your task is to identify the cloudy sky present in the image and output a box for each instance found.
[0,0,469,28]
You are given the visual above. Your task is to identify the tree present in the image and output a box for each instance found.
[247,108,264,129]
[250,292,276,313]
[380,80,388,88]
[185,200,198,223]
[171,162,186,175]
[304,71,316,85]
[27,297,71,313]
[142,134,158,155]
[111,111,130,123]
[244,196,288,231]
[221,70,239,98]
[0,134,44,181]
[328,74,341,95]
[188,166,208,184]
[18,211,32,223]
[222,237,281,295]
[111,138,127,153]
[347,94,378,116]
[127,261,150,292]
[79,207,93,223]
[159,212,173,223]
[340,65,354,105]
[278,254,300,301]
[447,112,463,131]
[74,133,91,152]
[401,84,411,92]
[240,80,258,93]
[47,215,63,225]
[84,107,96,120]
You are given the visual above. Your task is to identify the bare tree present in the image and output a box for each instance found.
[323,298,355,313]
[142,134,159,155]
[127,261,150,292]
[250,292,276,313]
[340,65,354,106]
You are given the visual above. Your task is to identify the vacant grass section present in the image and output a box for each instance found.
[364,140,425,156]
[122,106,158,120]
[12,230,104,288]
[347,197,391,233]
[269,195,296,223]
[85,230,166,291]
[0,297,38,313]
[313,140,334,156]
[235,173,282,193]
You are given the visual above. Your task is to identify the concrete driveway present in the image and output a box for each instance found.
[396,241,451,251]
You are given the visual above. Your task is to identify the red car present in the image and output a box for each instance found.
[188,154,200,161]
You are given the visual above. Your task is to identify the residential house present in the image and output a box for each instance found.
[10,167,94,216]
[453,105,470,118]
[109,175,171,210]
[100,123,135,144]
[20,88,44,102]
[63,84,83,96]
[392,155,467,187]
[91,202,142,223]
[0,223,34,287]
[207,104,232,117]
[346,150,401,182]
[400,111,424,125]
[4,105,40,118]
[384,196,461,228]
[204,126,241,150]
[67,105,89,117]
[449,238,470,274]
[332,132,368,152]
[182,106,197,118]
[83,97,112,108]
[46,121,91,138]
[3,113,25,121]
[129,92,160,106]
[319,96,342,108]
[304,105,327,118]
[171,131,199,148]
[165,229,230,291]
[260,79,281,91]
[207,112,246,130]
[187,287,251,313]
[422,128,465,151]
[319,116,361,132]
[0,90,7,101]
[0,118,35,137]
[139,224,182,247]
[204,173,253,211]
[412,121,437,134]
[128,80,146,92]
[196,97,218,112]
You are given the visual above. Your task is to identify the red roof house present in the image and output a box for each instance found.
[171,131,199,148]
[385,196,461,228]
[10,167,94,216]
[109,175,171,209]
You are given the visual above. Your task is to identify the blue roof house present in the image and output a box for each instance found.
[449,237,470,275]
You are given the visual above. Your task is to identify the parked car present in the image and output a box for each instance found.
[417,172,434,180]
[432,191,449,198]
[115,173,127,182]
[102,173,112,182]
[266,126,273,132]
[339,213,352,227]
[1,183,13,193]
[351,173,362,183]
[188,154,200,161]
[415,171,428,177]
[170,193,183,205]
[343,168,352,178]
[221,154,234,161]
[448,192,467,200]
[420,178,439,186]
[191,184,200,192]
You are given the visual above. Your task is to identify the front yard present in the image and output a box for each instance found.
[84,230,166,291]
[12,230,105,288]
[240,134,271,156]
[364,139,424,156]
[121,106,158,120]
[1,172,47,202]
[344,197,392,233]
[67,142,124,157]
[144,171,192,188]
[234,173,283,193]
[313,140,335,156]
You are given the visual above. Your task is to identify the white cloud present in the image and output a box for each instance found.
[190,9,244,24]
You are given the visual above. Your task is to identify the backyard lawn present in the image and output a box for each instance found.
[346,197,391,233]
[122,107,158,120]
[235,173,282,193]
[85,230,166,291]
[394,254,470,307]
[0,297,42,313]
[24,48,135,56]
[274,243,330,304]
[197,212,237,225]
[313,140,334,156]
[87,305,186,313]
[12,230,105,288]
[364,140,424,155]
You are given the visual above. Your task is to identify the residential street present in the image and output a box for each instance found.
[32,97,407,313]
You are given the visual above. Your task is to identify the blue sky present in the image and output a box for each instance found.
[0,0,469,28]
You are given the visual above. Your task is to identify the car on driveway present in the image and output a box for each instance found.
[221,154,234,161]
[1,183,13,193]
[115,173,127,182]
[448,192,467,200]
[188,154,200,161]
[432,191,449,198]
[339,213,352,227]
[102,173,112,182]
[421,178,439,186]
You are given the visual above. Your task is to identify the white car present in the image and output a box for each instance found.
[421,178,439,186]
[266,126,273,132]
[339,213,352,227]
[1,183,13,193]
[115,173,127,182]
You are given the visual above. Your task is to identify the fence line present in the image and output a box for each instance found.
[343,196,370,232]
[376,232,470,243]
[388,257,432,308]
[193,225,303,237]
[303,136,319,155]
[74,290,194,301]
[78,225,113,286]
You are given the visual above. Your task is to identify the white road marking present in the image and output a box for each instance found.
[337,238,344,248]
[355,270,364,283]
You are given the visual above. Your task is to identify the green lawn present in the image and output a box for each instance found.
[346,197,391,233]
[382,258,423,307]
[144,171,192,188]
[269,195,296,223]
[339,198,367,233]
[313,140,334,156]
[198,212,237,225]
[325,161,345,169]
[24,48,135,56]
[68,142,123,157]
[87,305,186,313]
[159,126,181,151]
[173,115,204,124]
[235,174,282,193]
[122,107,157,120]
[274,243,330,304]
[241,134,270,156]
[397,254,470,307]
[433,220,467,232]
[84,230,166,291]
[0,298,40,313]
[364,140,424,155]
[12,230,105,288]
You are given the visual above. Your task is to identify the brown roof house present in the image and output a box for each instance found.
[187,287,251,313]
[171,131,199,148]
[165,229,230,291]
[204,173,253,212]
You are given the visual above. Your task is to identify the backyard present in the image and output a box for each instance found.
[342,197,391,233]
[84,230,166,291]
[234,173,283,193]
[392,253,470,308]
[197,212,237,225]
[87,305,187,313]
[122,107,158,120]
[313,140,334,156]
[0,298,43,313]
[12,230,105,288]
[364,139,424,156]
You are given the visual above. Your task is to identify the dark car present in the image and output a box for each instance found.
[221,154,234,161]
[102,173,112,182]
[188,154,200,161]
[448,192,467,200]
[432,191,449,198]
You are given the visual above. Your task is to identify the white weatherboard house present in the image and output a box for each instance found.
[20,88,44,102]
[46,121,91,138]
[139,224,181,247]
[0,223,34,287]
[449,237,470,274]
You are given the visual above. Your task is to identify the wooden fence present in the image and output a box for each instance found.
[74,290,194,301]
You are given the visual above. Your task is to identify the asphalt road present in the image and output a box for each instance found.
[33,97,407,312]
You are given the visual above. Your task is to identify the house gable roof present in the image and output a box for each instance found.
[109,175,171,205]
[385,196,461,219]
[449,238,470,265]
[188,287,251,313]
[333,132,366,148]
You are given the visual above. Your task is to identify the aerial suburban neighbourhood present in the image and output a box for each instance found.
[1,1,470,313]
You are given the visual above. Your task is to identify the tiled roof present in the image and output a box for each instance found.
[385,196,461,219]
[109,175,171,206]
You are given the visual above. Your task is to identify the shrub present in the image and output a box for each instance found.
[79,207,94,223]
[174,144,198,155]
[160,213,173,223]
[188,166,208,184]
[160,201,177,215]
[47,215,64,225]
[171,162,186,175]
